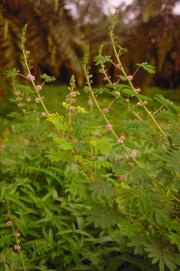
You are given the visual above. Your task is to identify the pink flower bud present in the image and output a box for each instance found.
[16,97,23,102]
[127,75,133,81]
[13,244,21,252]
[102,108,109,113]
[26,73,35,81]
[26,97,31,102]
[35,85,42,91]
[12,232,21,238]
[65,97,76,103]
[69,91,77,97]
[106,123,112,130]
[69,106,76,111]
[35,97,44,103]
[41,112,48,117]
[124,153,129,160]
[130,149,137,158]
[14,91,21,97]
[116,63,121,69]
[135,88,140,93]
[119,175,126,182]
[35,97,41,103]
[136,102,142,106]
[17,103,24,107]
[6,220,13,226]
[117,135,126,144]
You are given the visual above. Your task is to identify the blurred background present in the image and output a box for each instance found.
[0,0,180,99]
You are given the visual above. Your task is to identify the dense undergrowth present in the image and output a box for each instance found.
[0,19,180,271]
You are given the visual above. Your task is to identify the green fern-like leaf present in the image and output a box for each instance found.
[89,180,115,200]
[40,74,56,83]
[87,205,118,229]
[5,68,20,78]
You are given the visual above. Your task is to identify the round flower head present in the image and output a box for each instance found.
[119,175,126,182]
[116,63,121,69]
[12,232,21,238]
[102,108,109,113]
[16,97,23,102]
[65,97,76,103]
[130,149,137,158]
[69,106,76,111]
[27,97,31,102]
[135,88,141,93]
[106,123,112,130]
[26,73,35,81]
[69,91,77,97]
[14,91,21,97]
[42,112,48,117]
[35,85,42,91]
[136,102,143,106]
[35,97,41,103]
[127,75,133,81]
[13,244,21,252]
[6,220,13,226]
[117,135,126,144]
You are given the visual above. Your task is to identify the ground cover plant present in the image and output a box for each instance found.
[0,17,180,271]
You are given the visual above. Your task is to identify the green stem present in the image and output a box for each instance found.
[6,202,27,271]
[84,66,142,168]
[110,30,168,141]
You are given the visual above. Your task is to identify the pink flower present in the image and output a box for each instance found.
[69,91,77,97]
[106,123,112,130]
[35,85,42,91]
[102,108,109,113]
[6,220,13,226]
[117,135,126,144]
[127,75,133,81]
[26,73,35,81]
[13,244,21,252]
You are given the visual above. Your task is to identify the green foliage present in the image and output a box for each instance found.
[1,20,180,271]
[40,74,56,83]
[5,68,20,78]
[137,62,155,74]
